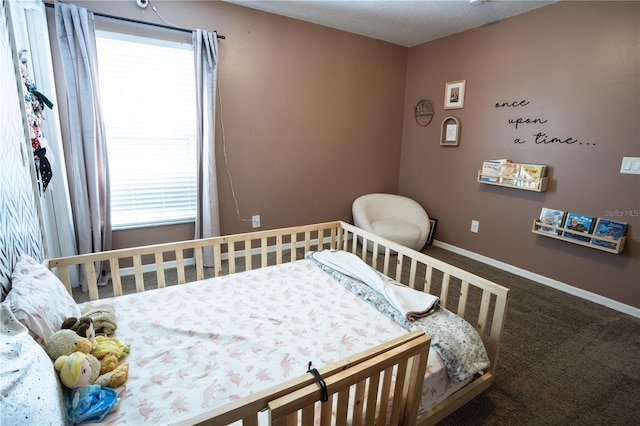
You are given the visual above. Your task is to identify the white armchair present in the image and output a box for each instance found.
[352,193,430,252]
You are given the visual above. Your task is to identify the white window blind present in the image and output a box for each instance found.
[96,31,197,229]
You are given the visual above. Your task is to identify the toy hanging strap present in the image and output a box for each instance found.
[307,361,328,402]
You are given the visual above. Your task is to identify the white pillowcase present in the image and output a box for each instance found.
[0,303,66,425]
[5,254,80,345]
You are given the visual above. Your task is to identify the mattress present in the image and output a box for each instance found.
[87,259,468,425]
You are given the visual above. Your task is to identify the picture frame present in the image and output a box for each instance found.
[427,218,438,245]
[440,116,460,146]
[444,80,466,109]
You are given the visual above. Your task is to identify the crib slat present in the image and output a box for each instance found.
[364,373,380,426]
[194,247,204,281]
[244,238,253,271]
[109,259,123,297]
[228,242,237,274]
[371,243,379,270]
[84,262,99,301]
[154,252,166,288]
[284,412,297,426]
[408,258,418,289]
[276,236,283,264]
[477,289,492,337]
[133,256,144,293]
[317,229,324,251]
[440,273,451,307]
[176,250,186,284]
[300,405,314,425]
[352,380,366,426]
[390,360,409,425]
[320,397,333,426]
[486,292,509,375]
[261,237,268,268]
[304,231,311,254]
[213,244,223,277]
[424,265,433,293]
[377,367,393,424]
[290,232,297,261]
[395,254,403,282]
[457,281,470,317]
[57,265,72,295]
[335,388,349,426]
[382,249,390,276]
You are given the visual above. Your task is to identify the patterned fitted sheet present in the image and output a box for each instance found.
[88,259,468,425]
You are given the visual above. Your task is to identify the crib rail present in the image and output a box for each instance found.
[268,329,430,426]
[185,330,430,426]
[46,221,342,301]
[336,222,509,425]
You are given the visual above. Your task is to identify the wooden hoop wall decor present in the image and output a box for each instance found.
[414,99,434,127]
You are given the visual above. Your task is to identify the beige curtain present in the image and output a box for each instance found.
[193,29,220,267]
[55,2,111,290]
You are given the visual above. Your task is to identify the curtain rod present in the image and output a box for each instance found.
[44,2,225,39]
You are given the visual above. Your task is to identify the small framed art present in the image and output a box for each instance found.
[444,80,466,109]
[440,116,460,146]
[427,218,438,245]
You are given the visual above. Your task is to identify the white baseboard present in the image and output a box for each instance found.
[432,240,640,319]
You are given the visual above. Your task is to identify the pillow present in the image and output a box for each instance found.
[5,254,80,345]
[0,303,66,425]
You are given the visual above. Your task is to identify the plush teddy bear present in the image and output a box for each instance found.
[62,316,130,375]
[45,329,130,388]
[46,329,102,383]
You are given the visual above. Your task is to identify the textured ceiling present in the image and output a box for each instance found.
[223,0,556,47]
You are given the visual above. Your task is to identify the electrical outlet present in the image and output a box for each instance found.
[470,220,479,233]
[252,214,260,228]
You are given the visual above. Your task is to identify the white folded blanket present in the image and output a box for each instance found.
[311,250,439,321]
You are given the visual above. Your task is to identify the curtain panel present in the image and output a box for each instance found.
[55,2,110,290]
[193,29,220,267]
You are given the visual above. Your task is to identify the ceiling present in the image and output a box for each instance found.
[223,0,556,47]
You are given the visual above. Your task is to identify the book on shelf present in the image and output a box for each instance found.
[519,163,547,180]
[480,175,500,183]
[538,208,566,234]
[499,162,521,180]
[518,163,547,188]
[481,159,507,176]
[591,218,627,249]
[563,212,596,241]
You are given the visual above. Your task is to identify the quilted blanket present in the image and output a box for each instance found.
[307,250,489,383]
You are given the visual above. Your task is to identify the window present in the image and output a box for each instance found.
[96,31,197,229]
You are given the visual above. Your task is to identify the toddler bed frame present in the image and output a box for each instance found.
[46,221,509,425]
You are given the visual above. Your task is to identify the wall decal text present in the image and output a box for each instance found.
[495,100,530,108]
[508,117,548,129]
[495,99,594,146]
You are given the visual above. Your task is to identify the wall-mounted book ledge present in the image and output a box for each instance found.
[478,171,548,192]
[478,160,548,192]
[532,220,626,254]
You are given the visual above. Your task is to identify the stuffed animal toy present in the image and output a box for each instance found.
[54,351,119,424]
[45,329,130,388]
[46,330,101,384]
[62,317,131,375]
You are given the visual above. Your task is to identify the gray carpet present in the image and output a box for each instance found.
[73,245,640,425]
[422,245,640,426]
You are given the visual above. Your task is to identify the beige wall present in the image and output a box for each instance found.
[400,1,639,308]
[49,0,406,249]
[47,1,639,308]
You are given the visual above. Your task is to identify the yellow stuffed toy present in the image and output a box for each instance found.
[45,329,130,388]
[62,316,131,376]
